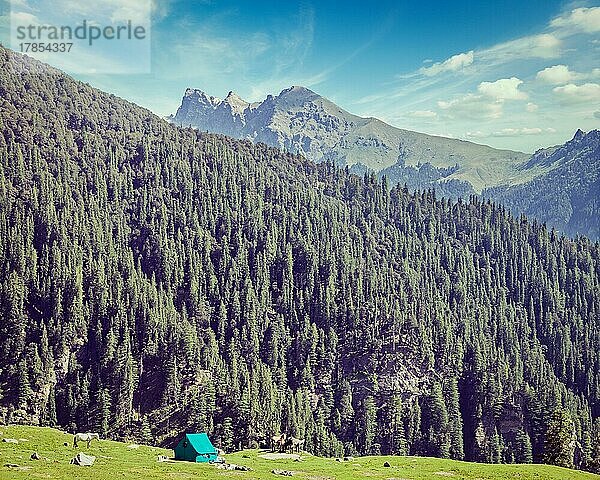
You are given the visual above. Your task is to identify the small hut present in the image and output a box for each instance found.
[174,433,218,463]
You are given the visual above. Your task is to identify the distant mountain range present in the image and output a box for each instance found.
[171,86,599,239]
[483,129,599,239]
[170,86,532,192]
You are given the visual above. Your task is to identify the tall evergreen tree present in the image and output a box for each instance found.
[544,409,575,469]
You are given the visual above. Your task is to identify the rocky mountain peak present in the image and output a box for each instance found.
[575,129,599,145]
[222,91,249,115]
[276,85,320,106]
[183,88,220,107]
[280,85,315,96]
[225,90,245,102]
[564,129,599,154]
[572,129,586,142]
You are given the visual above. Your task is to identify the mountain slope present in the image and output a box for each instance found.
[172,86,529,192]
[483,129,600,239]
[1,46,600,471]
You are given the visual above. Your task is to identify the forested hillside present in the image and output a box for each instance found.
[1,47,600,471]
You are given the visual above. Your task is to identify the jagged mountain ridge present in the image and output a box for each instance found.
[172,86,531,192]
[483,129,600,239]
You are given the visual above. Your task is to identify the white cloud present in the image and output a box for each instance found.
[478,77,528,100]
[493,128,536,137]
[553,83,600,103]
[438,94,503,120]
[172,31,271,77]
[536,65,577,84]
[526,102,539,112]
[492,127,543,137]
[109,0,152,24]
[10,11,38,23]
[408,110,438,119]
[353,4,599,153]
[595,111,600,119]
[537,65,600,84]
[465,131,487,138]
[48,0,152,24]
[8,0,157,42]
[480,34,562,63]
[419,51,474,77]
[550,7,600,34]
[534,33,561,49]
[438,78,532,121]
[468,127,556,138]
[9,0,34,8]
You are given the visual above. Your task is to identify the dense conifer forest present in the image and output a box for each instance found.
[1,47,599,471]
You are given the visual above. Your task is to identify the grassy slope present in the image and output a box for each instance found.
[0,425,598,480]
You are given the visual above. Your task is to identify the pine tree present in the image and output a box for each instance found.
[514,429,533,463]
[544,409,575,468]
[444,378,464,460]
[420,382,450,458]
[139,415,153,445]
[588,420,600,473]
[386,394,407,455]
[357,396,377,454]
[221,417,234,453]
[16,359,31,409]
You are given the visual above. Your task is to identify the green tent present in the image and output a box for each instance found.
[174,433,218,463]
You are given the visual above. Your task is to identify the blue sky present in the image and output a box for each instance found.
[1,0,599,152]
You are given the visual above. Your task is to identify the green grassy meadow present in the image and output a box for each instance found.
[0,425,597,480]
